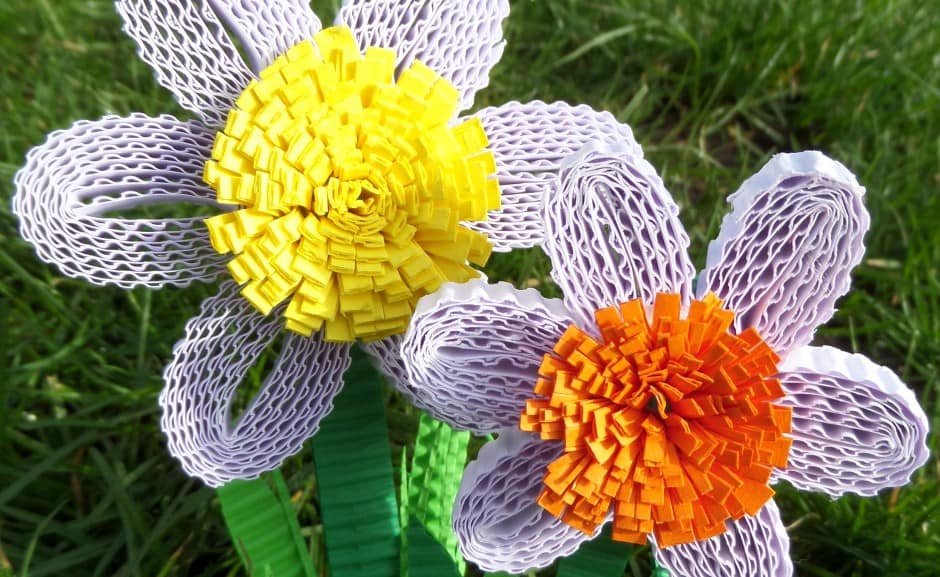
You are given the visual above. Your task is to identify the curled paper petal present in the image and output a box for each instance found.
[773,345,930,496]
[544,142,695,331]
[12,114,226,288]
[453,430,597,573]
[116,0,254,127]
[402,278,575,434]
[336,0,509,111]
[653,500,792,577]
[209,0,323,73]
[466,101,642,251]
[697,152,869,355]
[360,335,433,411]
[161,281,351,487]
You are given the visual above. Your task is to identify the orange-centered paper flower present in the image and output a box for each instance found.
[204,26,499,342]
[520,292,792,547]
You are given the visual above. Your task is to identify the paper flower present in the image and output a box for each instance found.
[12,0,641,487]
[400,142,930,575]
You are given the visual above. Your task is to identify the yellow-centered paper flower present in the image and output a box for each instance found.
[14,0,643,488]
[204,26,499,342]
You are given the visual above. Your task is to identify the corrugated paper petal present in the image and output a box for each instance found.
[774,345,930,495]
[336,0,509,111]
[161,281,350,487]
[698,152,869,355]
[13,114,226,289]
[453,430,596,573]
[402,279,574,434]
[115,0,253,126]
[209,0,322,73]
[466,101,641,251]
[653,501,792,577]
[544,142,695,330]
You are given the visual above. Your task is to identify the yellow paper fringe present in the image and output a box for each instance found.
[204,27,499,341]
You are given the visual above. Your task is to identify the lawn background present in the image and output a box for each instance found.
[0,0,937,576]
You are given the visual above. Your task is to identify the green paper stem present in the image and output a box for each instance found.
[555,525,634,577]
[407,412,470,572]
[312,347,399,577]
[405,517,462,577]
[217,470,315,577]
[651,560,671,577]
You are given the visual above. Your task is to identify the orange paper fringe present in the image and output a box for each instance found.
[520,292,792,547]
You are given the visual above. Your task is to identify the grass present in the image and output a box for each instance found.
[0,0,937,575]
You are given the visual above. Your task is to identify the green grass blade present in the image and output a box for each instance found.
[217,471,314,577]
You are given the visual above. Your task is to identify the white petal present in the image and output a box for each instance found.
[336,0,510,111]
[361,334,433,412]
[697,152,869,355]
[774,345,930,496]
[161,282,351,487]
[654,501,793,577]
[453,430,596,573]
[401,278,574,434]
[13,114,227,289]
[209,0,322,72]
[466,101,642,251]
[115,0,253,127]
[544,142,695,330]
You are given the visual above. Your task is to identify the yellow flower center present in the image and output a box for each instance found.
[521,293,792,547]
[204,27,499,342]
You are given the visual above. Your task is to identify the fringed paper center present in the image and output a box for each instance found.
[204,26,499,342]
[521,292,792,547]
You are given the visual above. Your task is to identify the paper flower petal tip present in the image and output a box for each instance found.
[699,151,869,354]
[654,500,793,577]
[774,345,929,496]
[543,142,695,330]
[402,278,575,434]
[12,114,226,288]
[161,282,350,487]
[453,429,597,573]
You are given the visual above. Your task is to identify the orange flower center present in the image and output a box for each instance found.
[520,292,792,547]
